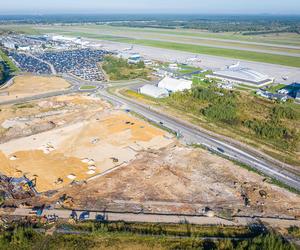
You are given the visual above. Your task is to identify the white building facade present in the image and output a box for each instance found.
[139,84,169,98]
[158,76,192,92]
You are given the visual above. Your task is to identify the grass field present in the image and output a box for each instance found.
[122,87,300,166]
[0,49,19,73]
[266,84,287,93]
[102,55,150,80]
[0,222,295,250]
[101,25,300,47]
[30,28,300,68]
[1,24,300,67]
[79,85,97,90]
[42,25,300,55]
[36,24,300,47]
[126,39,300,68]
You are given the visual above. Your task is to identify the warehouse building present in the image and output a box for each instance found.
[207,67,274,87]
[158,76,192,92]
[139,84,169,98]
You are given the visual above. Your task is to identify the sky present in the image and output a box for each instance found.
[0,0,299,15]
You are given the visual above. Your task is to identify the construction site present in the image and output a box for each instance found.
[0,75,70,101]
[0,75,299,227]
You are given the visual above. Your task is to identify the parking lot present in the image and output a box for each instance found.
[36,49,109,81]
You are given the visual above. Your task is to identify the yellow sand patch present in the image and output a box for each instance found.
[54,95,102,106]
[101,113,165,142]
[0,150,91,192]
[0,111,173,192]
[0,151,16,176]
[0,75,70,101]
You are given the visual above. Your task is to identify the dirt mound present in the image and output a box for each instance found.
[49,145,300,218]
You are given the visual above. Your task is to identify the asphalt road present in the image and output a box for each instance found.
[0,74,104,106]
[9,208,300,227]
[97,89,300,192]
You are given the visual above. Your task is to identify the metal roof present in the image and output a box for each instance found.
[140,84,169,98]
[158,76,192,92]
[213,68,272,85]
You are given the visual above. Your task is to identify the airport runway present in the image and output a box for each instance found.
[74,29,300,57]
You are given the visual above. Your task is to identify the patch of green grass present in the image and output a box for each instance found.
[60,221,254,238]
[266,84,286,94]
[288,226,300,239]
[0,223,295,250]
[178,65,201,74]
[192,77,212,88]
[102,55,150,80]
[121,85,300,166]
[13,103,35,109]
[0,49,19,73]
[0,25,41,35]
[80,85,97,90]
[103,25,300,47]
[127,39,300,68]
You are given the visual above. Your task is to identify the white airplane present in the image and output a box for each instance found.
[228,61,240,69]
[187,56,201,62]
[123,45,133,51]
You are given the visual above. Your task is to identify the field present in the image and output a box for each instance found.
[0,49,19,73]
[122,87,300,166]
[0,225,296,250]
[34,24,300,52]
[38,141,300,219]
[0,76,298,223]
[125,39,300,68]
[79,85,97,90]
[102,55,150,80]
[0,95,173,192]
[0,75,70,101]
[2,24,300,68]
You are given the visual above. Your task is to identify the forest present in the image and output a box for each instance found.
[0,223,296,250]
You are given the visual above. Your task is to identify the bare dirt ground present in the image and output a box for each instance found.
[0,95,173,192]
[39,144,300,219]
[0,79,299,220]
[0,75,70,101]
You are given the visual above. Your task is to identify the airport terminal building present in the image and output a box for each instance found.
[207,67,274,87]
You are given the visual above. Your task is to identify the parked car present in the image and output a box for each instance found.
[79,211,90,220]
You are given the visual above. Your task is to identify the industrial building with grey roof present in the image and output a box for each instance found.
[207,67,274,87]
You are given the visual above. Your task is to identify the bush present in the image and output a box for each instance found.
[288,226,300,239]
[102,56,149,80]
[202,103,238,124]
[271,106,298,121]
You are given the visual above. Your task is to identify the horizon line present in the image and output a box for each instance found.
[1,13,300,16]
